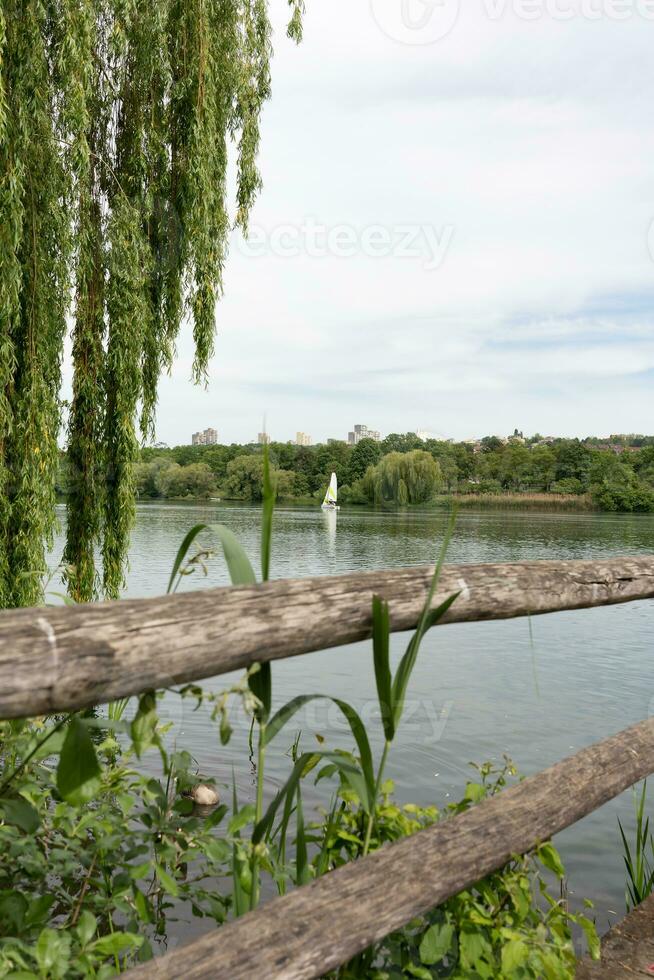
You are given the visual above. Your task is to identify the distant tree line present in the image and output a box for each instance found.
[55,433,654,512]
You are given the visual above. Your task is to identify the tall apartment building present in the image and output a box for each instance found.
[257,432,271,445]
[295,431,312,446]
[192,427,218,446]
[347,424,381,445]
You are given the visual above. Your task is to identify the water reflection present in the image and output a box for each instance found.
[322,507,337,560]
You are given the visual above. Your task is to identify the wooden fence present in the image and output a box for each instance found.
[1,555,654,978]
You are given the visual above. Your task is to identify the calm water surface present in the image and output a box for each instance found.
[51,503,654,933]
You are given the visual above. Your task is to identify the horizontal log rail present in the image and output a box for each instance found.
[127,718,654,979]
[0,555,653,719]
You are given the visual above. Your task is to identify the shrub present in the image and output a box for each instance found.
[156,462,217,499]
[551,478,584,495]
[459,479,502,495]
[591,483,654,513]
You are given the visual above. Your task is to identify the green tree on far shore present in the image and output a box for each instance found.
[64,433,654,514]
[362,450,442,506]
[347,438,383,485]
[223,455,296,502]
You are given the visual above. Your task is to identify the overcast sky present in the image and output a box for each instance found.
[125,1,654,444]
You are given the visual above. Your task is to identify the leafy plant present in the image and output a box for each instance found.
[619,780,654,910]
[0,715,232,976]
[316,762,599,978]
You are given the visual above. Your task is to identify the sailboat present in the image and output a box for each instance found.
[321,472,340,511]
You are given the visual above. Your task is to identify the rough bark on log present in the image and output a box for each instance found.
[0,556,652,718]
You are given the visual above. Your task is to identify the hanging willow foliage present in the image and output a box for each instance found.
[0,0,303,606]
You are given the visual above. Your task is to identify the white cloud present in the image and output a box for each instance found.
[71,1,654,445]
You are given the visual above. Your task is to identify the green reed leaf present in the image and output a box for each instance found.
[210,524,257,586]
[166,524,208,594]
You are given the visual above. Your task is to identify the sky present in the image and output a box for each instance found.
[106,1,654,445]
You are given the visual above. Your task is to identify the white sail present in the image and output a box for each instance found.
[322,472,338,508]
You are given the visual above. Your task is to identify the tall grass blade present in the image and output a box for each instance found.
[415,508,458,642]
[231,773,247,918]
[295,786,310,886]
[249,664,272,724]
[107,698,130,722]
[391,592,459,734]
[315,796,339,878]
[166,523,208,595]
[250,443,275,720]
[47,592,78,607]
[372,596,394,742]
[619,780,654,910]
[261,442,275,583]
[272,783,298,897]
[253,751,370,845]
[390,511,459,733]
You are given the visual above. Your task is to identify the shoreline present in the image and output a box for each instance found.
[60,491,654,516]
[56,491,603,514]
[432,492,597,512]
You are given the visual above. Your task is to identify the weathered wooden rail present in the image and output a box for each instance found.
[1,555,653,979]
[0,556,652,718]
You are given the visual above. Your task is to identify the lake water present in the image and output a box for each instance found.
[51,503,654,934]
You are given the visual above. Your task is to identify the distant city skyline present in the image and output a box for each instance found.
[348,424,381,445]
[191,427,218,446]
[171,422,653,449]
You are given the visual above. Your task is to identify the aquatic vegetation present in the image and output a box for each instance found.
[619,780,654,910]
[437,492,597,512]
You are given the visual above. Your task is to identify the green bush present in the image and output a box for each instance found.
[550,478,584,495]
[0,715,232,977]
[326,763,598,978]
[591,483,654,513]
[459,480,502,495]
[135,459,217,499]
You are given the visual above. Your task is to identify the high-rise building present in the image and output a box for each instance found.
[192,427,218,446]
[295,431,312,446]
[347,424,381,445]
[257,432,271,445]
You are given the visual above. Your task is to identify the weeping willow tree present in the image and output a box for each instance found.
[0,0,303,607]
[362,451,443,507]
